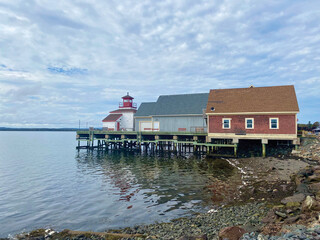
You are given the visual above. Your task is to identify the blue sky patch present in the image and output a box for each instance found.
[47,67,88,75]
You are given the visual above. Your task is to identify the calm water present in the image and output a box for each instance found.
[0,132,241,237]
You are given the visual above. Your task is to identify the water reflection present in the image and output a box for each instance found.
[75,150,241,215]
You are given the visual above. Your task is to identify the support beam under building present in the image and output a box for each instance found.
[262,143,266,157]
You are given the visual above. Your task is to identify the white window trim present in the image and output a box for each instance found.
[269,117,279,129]
[245,118,254,129]
[152,121,160,131]
[222,118,231,129]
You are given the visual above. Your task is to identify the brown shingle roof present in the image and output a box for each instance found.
[102,114,122,122]
[206,85,299,114]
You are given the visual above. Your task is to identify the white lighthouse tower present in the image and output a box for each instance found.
[102,93,137,131]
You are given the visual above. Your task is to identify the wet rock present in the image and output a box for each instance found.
[218,226,246,240]
[301,195,320,212]
[281,193,305,204]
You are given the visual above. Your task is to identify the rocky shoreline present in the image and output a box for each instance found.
[6,137,320,240]
[112,202,269,239]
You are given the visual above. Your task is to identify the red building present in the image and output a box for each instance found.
[102,93,137,131]
[205,85,300,151]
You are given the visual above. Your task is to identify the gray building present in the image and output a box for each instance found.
[134,93,209,132]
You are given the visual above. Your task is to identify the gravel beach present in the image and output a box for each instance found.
[114,202,269,239]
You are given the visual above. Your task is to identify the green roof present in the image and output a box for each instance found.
[135,93,209,116]
[135,102,157,116]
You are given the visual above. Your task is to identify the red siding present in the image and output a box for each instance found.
[209,114,296,134]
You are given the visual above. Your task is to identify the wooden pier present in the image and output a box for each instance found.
[76,130,238,156]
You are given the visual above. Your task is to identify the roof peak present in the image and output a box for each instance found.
[210,85,294,91]
[159,92,208,97]
[122,92,134,99]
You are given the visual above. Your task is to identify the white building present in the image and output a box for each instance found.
[102,93,137,131]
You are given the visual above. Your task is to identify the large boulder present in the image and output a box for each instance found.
[301,196,320,212]
[218,226,246,240]
[281,193,305,205]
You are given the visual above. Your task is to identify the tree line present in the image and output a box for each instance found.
[298,121,320,131]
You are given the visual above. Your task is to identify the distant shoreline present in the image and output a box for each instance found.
[0,128,83,132]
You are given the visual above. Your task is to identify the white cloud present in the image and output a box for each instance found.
[0,0,320,127]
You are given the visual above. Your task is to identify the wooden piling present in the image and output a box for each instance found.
[262,144,266,157]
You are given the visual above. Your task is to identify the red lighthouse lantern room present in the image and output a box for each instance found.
[119,92,137,109]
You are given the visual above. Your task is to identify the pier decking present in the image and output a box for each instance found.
[76,130,238,156]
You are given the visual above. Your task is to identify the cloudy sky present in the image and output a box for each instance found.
[0,0,319,128]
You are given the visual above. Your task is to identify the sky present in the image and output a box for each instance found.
[0,0,319,128]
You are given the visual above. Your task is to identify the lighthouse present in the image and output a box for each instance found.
[119,92,137,109]
[102,93,137,131]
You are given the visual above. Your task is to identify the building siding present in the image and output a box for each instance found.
[135,116,206,132]
[135,118,152,131]
[102,121,118,130]
[120,112,135,131]
[208,114,296,135]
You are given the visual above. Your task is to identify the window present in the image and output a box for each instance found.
[270,118,279,129]
[245,118,254,129]
[222,118,231,129]
[153,121,160,131]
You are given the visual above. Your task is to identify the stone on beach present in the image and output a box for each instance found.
[309,182,320,193]
[307,174,320,182]
[218,226,246,240]
[301,195,320,212]
[274,211,287,218]
[280,193,305,204]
